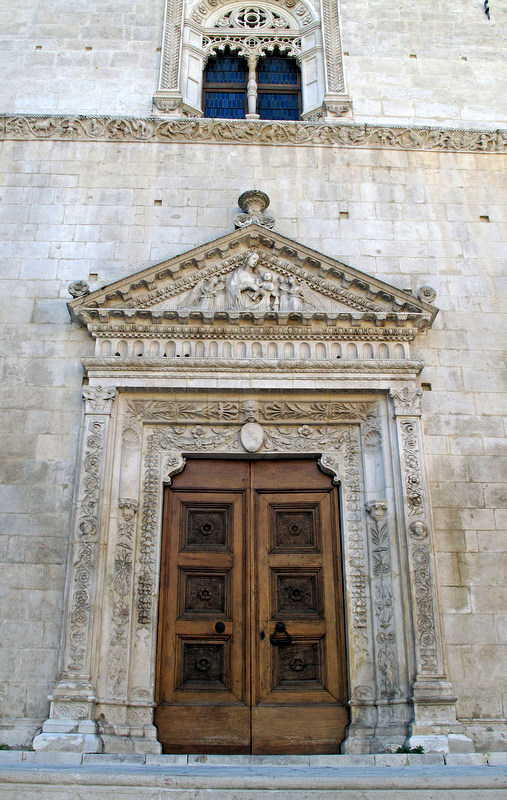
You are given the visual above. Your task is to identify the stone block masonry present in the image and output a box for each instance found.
[0,135,505,749]
[0,0,505,754]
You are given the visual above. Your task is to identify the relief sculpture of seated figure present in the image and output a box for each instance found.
[180,250,312,313]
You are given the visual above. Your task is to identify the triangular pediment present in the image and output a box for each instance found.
[69,226,437,334]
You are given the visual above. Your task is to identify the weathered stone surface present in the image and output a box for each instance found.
[0,0,505,758]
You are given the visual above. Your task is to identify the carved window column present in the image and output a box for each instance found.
[246,55,260,119]
[389,387,472,752]
[33,386,117,754]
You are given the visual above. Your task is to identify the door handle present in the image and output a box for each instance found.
[269,621,292,647]
[214,621,225,633]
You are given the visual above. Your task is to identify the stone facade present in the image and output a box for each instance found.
[0,0,505,754]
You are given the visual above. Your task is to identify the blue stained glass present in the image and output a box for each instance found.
[258,93,299,120]
[205,56,246,84]
[204,91,246,118]
[257,56,299,85]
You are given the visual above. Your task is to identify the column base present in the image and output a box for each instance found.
[341,702,410,753]
[301,95,353,122]
[33,719,103,754]
[408,680,474,752]
[152,92,202,117]
[101,734,162,755]
[408,734,474,754]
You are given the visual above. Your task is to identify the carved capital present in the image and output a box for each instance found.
[118,498,139,521]
[83,385,116,414]
[389,386,422,416]
[365,500,387,522]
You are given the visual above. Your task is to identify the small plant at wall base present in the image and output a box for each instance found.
[396,745,425,754]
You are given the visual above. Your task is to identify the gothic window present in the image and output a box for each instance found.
[203,53,248,119]
[154,0,351,121]
[203,49,301,120]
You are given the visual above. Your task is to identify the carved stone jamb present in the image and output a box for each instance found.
[359,408,413,751]
[319,431,378,754]
[118,442,187,755]
[33,386,117,754]
[389,387,473,753]
[364,500,407,748]
[106,498,139,703]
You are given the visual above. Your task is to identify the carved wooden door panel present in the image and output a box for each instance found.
[251,460,349,753]
[155,459,348,754]
[155,461,250,753]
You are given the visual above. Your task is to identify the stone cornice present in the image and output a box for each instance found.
[83,356,425,375]
[1,115,505,152]
[81,313,428,339]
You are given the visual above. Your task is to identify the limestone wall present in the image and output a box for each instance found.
[0,0,506,125]
[0,137,505,748]
[0,0,506,753]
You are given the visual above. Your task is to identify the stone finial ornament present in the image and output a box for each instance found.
[417,286,437,304]
[234,190,275,229]
[68,280,90,298]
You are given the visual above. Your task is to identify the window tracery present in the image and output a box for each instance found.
[153,0,352,120]
[214,6,291,28]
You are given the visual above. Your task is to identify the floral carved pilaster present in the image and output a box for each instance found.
[390,388,469,750]
[33,386,116,753]
[365,501,399,701]
[107,499,138,698]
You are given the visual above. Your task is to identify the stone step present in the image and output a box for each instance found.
[0,752,506,799]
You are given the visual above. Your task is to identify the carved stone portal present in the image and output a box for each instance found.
[34,226,470,755]
[33,389,469,755]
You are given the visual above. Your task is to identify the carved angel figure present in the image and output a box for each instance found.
[198,275,226,310]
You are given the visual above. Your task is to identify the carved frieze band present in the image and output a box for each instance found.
[1,115,505,152]
[64,389,116,675]
[126,398,378,425]
[365,500,399,698]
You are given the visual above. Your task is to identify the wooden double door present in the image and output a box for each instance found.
[155,459,349,754]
